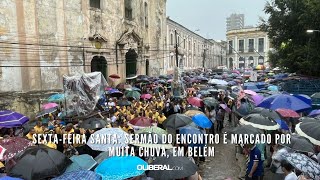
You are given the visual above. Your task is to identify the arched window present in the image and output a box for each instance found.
[258,56,264,65]
[144,2,148,28]
[125,0,133,20]
[170,34,173,45]
[248,56,254,67]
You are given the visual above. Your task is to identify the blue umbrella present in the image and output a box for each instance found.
[243,83,260,92]
[192,114,212,128]
[52,170,100,180]
[95,156,147,180]
[0,177,23,180]
[47,94,65,102]
[308,109,320,117]
[179,126,206,147]
[69,154,97,170]
[275,119,289,131]
[258,94,311,112]
[267,85,279,92]
[293,94,312,106]
[0,110,29,128]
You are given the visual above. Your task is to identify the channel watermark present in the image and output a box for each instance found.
[137,165,183,171]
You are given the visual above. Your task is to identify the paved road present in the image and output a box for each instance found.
[198,120,242,180]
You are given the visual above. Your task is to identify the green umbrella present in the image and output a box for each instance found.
[203,97,219,107]
[125,90,141,99]
[136,126,168,135]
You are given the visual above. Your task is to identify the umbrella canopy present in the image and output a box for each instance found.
[179,126,206,147]
[308,109,320,117]
[275,119,289,131]
[208,79,228,85]
[80,118,107,130]
[117,100,131,106]
[95,156,147,180]
[53,170,100,180]
[295,120,320,145]
[136,126,167,135]
[109,74,120,79]
[35,108,57,118]
[203,97,219,108]
[275,108,300,118]
[239,114,280,130]
[163,114,193,129]
[248,94,264,106]
[184,110,205,117]
[140,94,152,100]
[311,92,320,99]
[125,90,141,99]
[109,89,123,98]
[42,103,59,110]
[267,85,279,92]
[87,128,128,151]
[125,87,141,92]
[147,156,198,180]
[6,145,71,180]
[226,125,262,142]
[282,153,320,180]
[293,94,312,106]
[281,135,314,153]
[257,94,311,112]
[0,177,23,180]
[0,110,29,128]
[187,97,204,107]
[244,90,257,96]
[129,117,154,127]
[198,90,210,96]
[0,137,33,161]
[69,154,97,170]
[47,94,65,103]
[233,101,255,117]
[219,104,231,113]
[94,151,113,164]
[192,114,212,128]
[250,107,281,120]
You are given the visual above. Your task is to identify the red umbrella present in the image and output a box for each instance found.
[109,74,120,79]
[187,97,204,107]
[0,137,33,161]
[141,94,152,100]
[276,108,300,118]
[129,117,154,127]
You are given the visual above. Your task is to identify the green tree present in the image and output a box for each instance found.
[261,0,320,76]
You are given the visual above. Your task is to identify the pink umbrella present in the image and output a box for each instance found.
[244,90,257,96]
[105,87,113,91]
[187,97,204,107]
[167,79,173,83]
[232,70,240,74]
[219,104,231,113]
[141,94,152,99]
[42,103,58,110]
[276,108,300,118]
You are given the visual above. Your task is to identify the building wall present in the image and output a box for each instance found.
[226,27,270,69]
[0,0,167,92]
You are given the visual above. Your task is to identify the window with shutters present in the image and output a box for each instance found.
[90,0,100,9]
[125,0,133,21]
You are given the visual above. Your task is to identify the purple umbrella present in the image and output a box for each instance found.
[219,104,231,113]
[0,110,29,128]
[308,110,320,117]
[249,94,264,106]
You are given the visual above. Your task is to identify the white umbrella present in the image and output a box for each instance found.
[208,79,228,85]
[87,128,128,151]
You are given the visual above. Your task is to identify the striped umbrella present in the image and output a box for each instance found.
[0,110,29,128]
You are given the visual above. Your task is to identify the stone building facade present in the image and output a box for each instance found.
[226,27,270,69]
[0,0,167,93]
[165,18,226,74]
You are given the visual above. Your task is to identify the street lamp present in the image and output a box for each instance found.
[306,29,320,33]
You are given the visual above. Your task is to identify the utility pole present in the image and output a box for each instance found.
[203,49,206,68]
[172,30,184,98]
[175,30,179,67]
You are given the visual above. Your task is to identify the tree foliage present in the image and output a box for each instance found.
[261,0,320,76]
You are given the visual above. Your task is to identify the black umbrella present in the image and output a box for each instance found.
[163,114,193,129]
[147,156,198,180]
[296,120,320,146]
[250,107,281,120]
[110,90,123,98]
[226,125,262,141]
[80,118,107,129]
[7,145,71,180]
[35,107,57,118]
[118,100,131,106]
[239,113,280,130]
[203,97,219,108]
[281,135,314,153]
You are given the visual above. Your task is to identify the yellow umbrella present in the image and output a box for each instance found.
[256,65,265,70]
[184,110,205,117]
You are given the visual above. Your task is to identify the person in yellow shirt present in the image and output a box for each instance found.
[157,113,166,124]
[156,99,164,109]
[130,110,135,120]
[34,121,44,134]
[65,123,74,134]
[26,129,35,140]
[145,107,152,118]
[120,122,133,133]
[152,109,159,120]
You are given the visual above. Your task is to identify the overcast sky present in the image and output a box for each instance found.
[166,0,269,40]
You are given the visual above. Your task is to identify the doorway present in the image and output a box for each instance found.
[125,49,138,77]
[91,56,107,78]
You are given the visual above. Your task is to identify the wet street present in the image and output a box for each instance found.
[199,120,242,180]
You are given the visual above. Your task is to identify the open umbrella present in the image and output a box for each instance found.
[0,137,33,161]
[109,89,123,98]
[275,119,289,131]
[116,83,132,90]
[136,126,167,135]
[226,125,262,142]
[0,110,29,128]
[239,114,280,130]
[42,103,59,110]
[0,176,23,180]
[203,97,219,108]
[6,145,71,180]
[140,94,152,100]
[95,156,147,180]
[80,118,107,130]
[53,170,100,180]
[187,97,204,107]
[192,114,212,128]
[250,107,281,120]
[308,109,320,117]
[248,94,264,106]
[68,154,97,171]
[233,101,255,117]
[125,90,141,99]
[184,110,205,117]
[147,156,198,180]
[281,135,314,153]
[129,117,154,127]
[35,107,57,118]
[87,128,128,151]
[179,126,206,147]
[311,92,320,99]
[163,114,193,129]
[219,104,231,113]
[47,94,65,103]
[282,153,320,180]
[94,151,113,164]
[295,120,320,145]
[257,94,311,112]
[275,108,300,118]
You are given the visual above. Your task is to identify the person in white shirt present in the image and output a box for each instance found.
[281,160,297,180]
